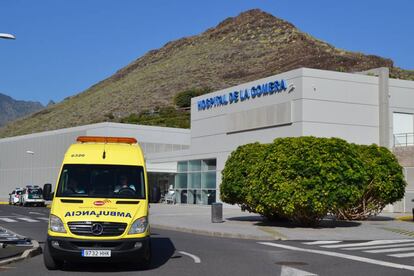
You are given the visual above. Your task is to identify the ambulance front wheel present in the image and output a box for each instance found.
[140,239,152,269]
[43,241,64,270]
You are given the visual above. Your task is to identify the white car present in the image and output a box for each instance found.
[8,188,23,205]
[19,185,45,207]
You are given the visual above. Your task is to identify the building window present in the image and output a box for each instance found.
[393,113,414,147]
[174,159,216,205]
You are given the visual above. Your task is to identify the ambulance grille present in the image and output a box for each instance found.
[68,221,127,236]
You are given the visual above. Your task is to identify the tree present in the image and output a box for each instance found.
[174,87,211,108]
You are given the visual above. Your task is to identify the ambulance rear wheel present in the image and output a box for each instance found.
[43,242,63,270]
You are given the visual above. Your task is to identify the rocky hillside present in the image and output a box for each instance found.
[0,93,44,127]
[1,9,413,137]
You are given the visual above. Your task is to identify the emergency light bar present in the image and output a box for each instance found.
[76,136,137,144]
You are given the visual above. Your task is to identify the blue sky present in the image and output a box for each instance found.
[0,0,413,105]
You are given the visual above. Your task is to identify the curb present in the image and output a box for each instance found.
[0,240,42,266]
[151,224,281,241]
[395,216,414,222]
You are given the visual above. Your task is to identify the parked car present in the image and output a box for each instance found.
[19,185,45,207]
[8,188,23,205]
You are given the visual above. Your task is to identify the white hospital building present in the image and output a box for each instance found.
[1,67,413,211]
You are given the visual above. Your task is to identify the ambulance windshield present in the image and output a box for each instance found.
[56,164,146,199]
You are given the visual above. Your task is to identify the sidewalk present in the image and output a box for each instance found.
[0,226,39,265]
[149,203,414,240]
[0,246,29,261]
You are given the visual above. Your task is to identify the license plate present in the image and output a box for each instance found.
[81,250,111,257]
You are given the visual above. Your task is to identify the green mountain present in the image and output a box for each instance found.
[1,9,413,138]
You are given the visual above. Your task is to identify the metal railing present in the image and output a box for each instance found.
[393,133,414,147]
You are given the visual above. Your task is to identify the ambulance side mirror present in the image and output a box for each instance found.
[43,183,53,200]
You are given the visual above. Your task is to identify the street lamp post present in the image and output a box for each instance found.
[0,33,16,40]
[0,32,15,190]
[26,151,34,185]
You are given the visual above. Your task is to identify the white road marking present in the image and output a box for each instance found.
[37,217,49,221]
[178,251,201,263]
[17,217,39,222]
[280,265,317,276]
[364,247,414,254]
[343,243,414,251]
[0,218,17,222]
[303,241,341,245]
[259,242,414,271]
[389,252,414,258]
[320,240,413,249]
[29,212,44,215]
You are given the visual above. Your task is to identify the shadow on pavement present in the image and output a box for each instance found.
[365,216,395,221]
[226,215,265,222]
[227,215,361,228]
[60,236,175,272]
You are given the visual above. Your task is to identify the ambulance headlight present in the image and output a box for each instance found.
[49,215,66,233]
[128,216,148,234]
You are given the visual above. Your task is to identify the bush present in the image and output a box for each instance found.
[250,137,367,225]
[120,106,190,128]
[221,137,370,225]
[220,143,266,211]
[220,137,407,225]
[335,144,406,220]
[174,87,211,108]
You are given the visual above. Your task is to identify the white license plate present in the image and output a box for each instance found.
[81,250,111,257]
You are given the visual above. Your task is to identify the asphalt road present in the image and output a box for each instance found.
[1,205,414,275]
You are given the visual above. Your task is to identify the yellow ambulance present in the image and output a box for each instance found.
[42,136,151,270]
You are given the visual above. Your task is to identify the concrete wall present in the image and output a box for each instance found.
[301,69,380,145]
[0,122,190,200]
[392,147,414,212]
[190,68,303,156]
[0,128,86,200]
[394,146,414,167]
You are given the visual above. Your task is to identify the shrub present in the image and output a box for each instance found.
[335,144,406,220]
[220,137,406,225]
[220,143,266,211]
[119,106,190,128]
[104,112,115,120]
[248,137,367,225]
[174,87,211,108]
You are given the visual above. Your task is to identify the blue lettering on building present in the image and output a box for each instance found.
[197,79,288,111]
[229,91,239,104]
[197,94,229,111]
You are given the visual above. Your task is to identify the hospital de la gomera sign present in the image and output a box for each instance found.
[197,79,288,111]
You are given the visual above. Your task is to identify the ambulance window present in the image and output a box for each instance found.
[56,164,146,199]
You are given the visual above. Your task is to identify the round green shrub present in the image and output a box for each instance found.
[220,142,267,211]
[336,144,406,220]
[174,88,211,108]
[247,137,367,225]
